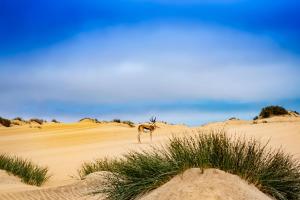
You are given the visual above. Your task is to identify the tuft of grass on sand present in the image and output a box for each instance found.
[79,130,300,200]
[0,154,50,186]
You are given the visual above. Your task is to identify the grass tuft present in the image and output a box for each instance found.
[79,130,300,200]
[0,154,50,186]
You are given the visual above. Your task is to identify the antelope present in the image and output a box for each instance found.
[137,117,158,143]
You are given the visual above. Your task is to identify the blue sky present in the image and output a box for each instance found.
[1,0,300,125]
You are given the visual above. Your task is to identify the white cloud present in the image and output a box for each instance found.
[1,23,300,106]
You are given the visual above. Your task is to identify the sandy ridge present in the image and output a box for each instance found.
[0,172,106,200]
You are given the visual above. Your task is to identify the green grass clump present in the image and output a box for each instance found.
[80,130,300,200]
[259,106,288,118]
[0,154,49,186]
[0,117,11,127]
[78,158,121,179]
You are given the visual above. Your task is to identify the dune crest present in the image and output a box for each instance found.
[139,168,273,200]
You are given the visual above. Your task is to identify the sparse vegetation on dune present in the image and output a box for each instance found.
[112,119,135,127]
[79,118,100,123]
[259,106,288,118]
[121,120,135,127]
[0,117,11,127]
[112,119,121,123]
[0,154,49,186]
[80,130,300,200]
[13,117,24,121]
[51,119,60,123]
[29,118,45,125]
[228,117,239,120]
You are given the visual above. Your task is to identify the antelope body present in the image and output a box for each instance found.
[137,117,157,143]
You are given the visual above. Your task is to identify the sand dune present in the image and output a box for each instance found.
[0,116,299,199]
[0,122,188,186]
[0,169,273,200]
[0,170,37,193]
[139,168,272,200]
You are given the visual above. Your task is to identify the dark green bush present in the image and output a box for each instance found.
[0,154,49,186]
[228,117,239,120]
[79,118,99,123]
[112,119,121,123]
[0,117,11,127]
[253,116,259,120]
[51,119,59,123]
[80,130,300,200]
[122,120,135,127]
[259,106,288,118]
[111,119,134,127]
[29,118,44,125]
[13,117,24,121]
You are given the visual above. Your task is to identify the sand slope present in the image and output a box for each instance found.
[0,170,37,193]
[0,172,106,200]
[0,116,299,199]
[0,169,274,200]
[139,168,273,200]
[0,122,188,186]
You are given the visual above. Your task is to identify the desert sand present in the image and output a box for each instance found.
[0,116,299,199]
[139,168,272,200]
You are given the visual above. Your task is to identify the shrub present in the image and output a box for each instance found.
[0,117,11,127]
[0,154,49,186]
[253,116,259,120]
[293,110,299,115]
[80,130,300,200]
[111,119,135,127]
[13,117,24,121]
[79,118,88,122]
[112,119,121,123]
[259,106,288,118]
[51,119,59,123]
[122,120,135,127]
[228,117,239,120]
[79,118,99,123]
[29,118,44,125]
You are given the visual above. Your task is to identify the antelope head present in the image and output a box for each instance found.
[150,116,158,128]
